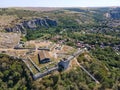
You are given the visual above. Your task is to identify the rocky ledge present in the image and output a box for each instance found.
[106,8,120,19]
[5,18,57,34]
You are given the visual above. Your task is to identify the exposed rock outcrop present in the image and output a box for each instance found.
[5,18,57,34]
[107,8,120,19]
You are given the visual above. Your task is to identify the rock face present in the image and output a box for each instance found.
[5,18,57,34]
[109,8,120,19]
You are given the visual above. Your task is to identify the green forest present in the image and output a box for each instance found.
[0,54,32,90]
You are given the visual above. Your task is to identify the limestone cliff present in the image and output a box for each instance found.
[109,8,120,19]
[5,18,57,34]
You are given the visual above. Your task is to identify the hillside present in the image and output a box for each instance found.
[0,54,32,90]
[1,51,119,90]
[14,7,63,11]
[0,7,120,90]
[1,7,120,37]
